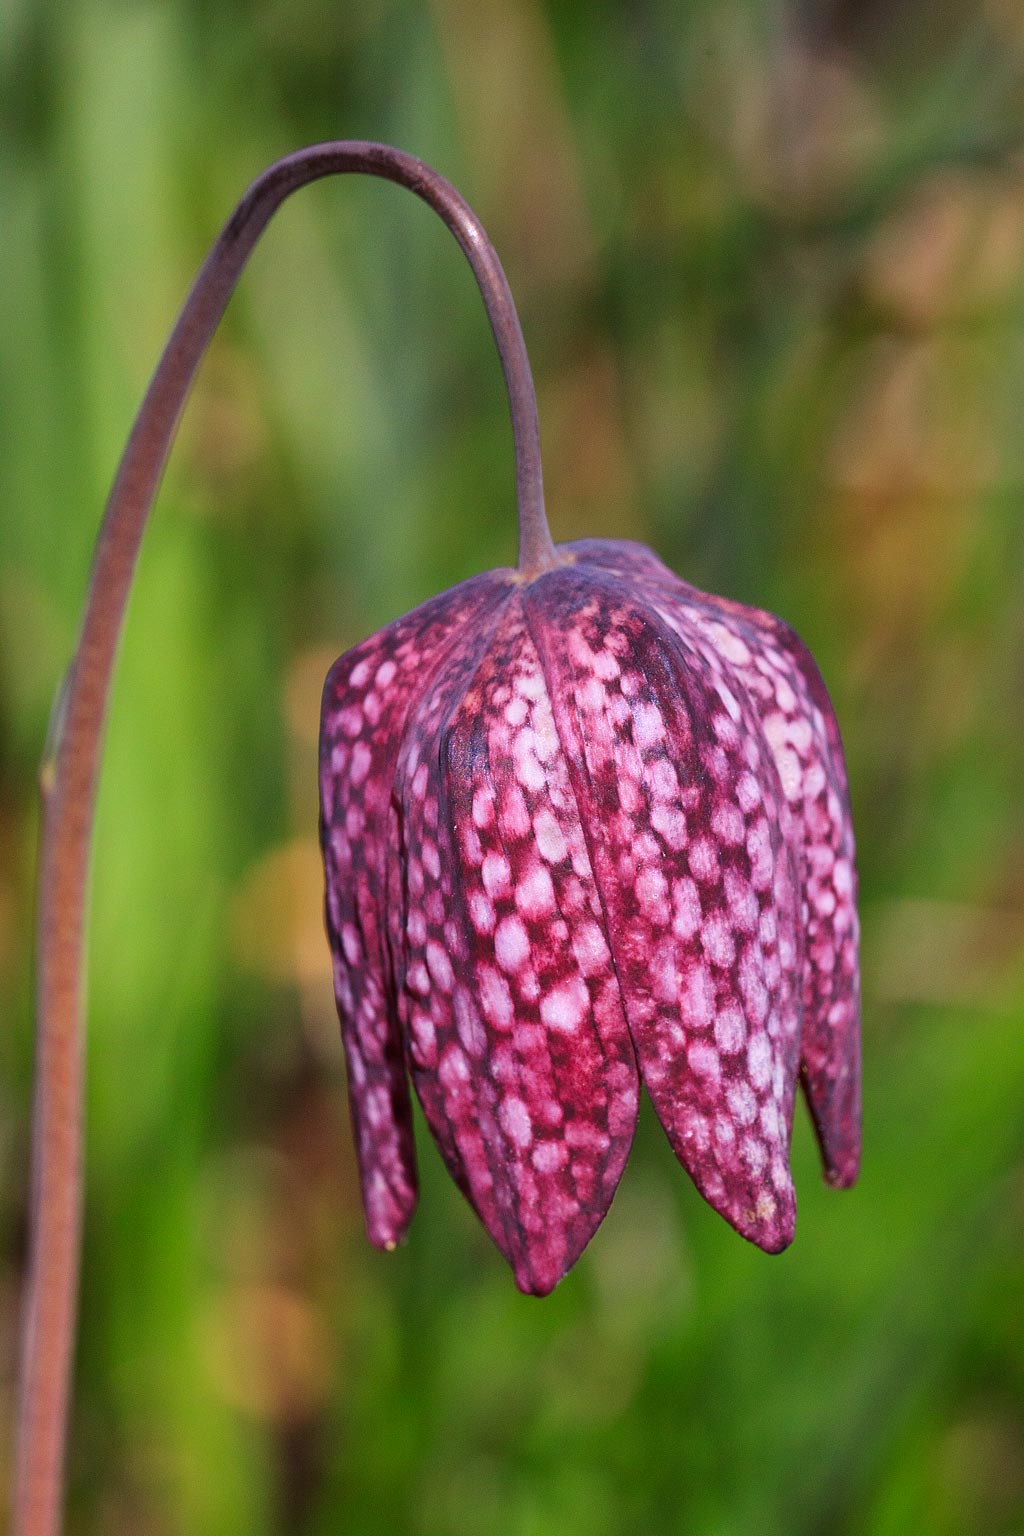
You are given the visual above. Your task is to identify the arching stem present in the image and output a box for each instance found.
[12,140,555,1536]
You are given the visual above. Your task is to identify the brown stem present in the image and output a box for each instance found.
[12,140,554,1536]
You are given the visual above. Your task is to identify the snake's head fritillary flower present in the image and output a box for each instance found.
[319,538,860,1295]
[22,143,865,1536]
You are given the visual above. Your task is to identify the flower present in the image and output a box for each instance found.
[319,538,860,1295]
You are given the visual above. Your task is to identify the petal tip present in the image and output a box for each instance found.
[757,1219,796,1256]
[364,1189,418,1253]
[512,1261,566,1298]
[502,1216,606,1298]
[802,1067,861,1192]
[822,1148,860,1190]
[732,1180,796,1255]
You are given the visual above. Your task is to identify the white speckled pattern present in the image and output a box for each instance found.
[570,540,861,1190]
[319,573,507,1248]
[319,539,861,1293]
[391,601,638,1295]
[526,570,802,1251]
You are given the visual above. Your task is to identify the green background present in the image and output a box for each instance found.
[2,1,1023,1531]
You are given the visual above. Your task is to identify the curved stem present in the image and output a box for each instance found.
[12,140,554,1536]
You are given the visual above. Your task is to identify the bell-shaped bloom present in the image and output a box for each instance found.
[319,539,860,1295]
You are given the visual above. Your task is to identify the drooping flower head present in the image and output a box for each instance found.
[17,141,862,1536]
[319,538,860,1295]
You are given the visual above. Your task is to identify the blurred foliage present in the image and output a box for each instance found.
[2,0,1024,1532]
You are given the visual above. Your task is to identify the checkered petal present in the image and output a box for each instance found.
[318,573,507,1248]
[320,536,860,1284]
[568,539,861,1189]
[527,566,803,1252]
[390,596,639,1294]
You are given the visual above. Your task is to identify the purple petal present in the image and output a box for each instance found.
[751,625,860,1186]
[319,574,506,1248]
[527,567,802,1253]
[391,596,639,1295]
[569,538,861,1187]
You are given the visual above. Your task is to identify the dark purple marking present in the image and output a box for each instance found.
[319,540,861,1292]
[319,572,507,1247]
